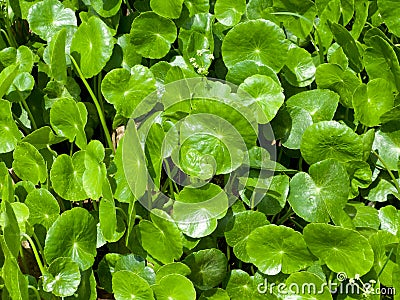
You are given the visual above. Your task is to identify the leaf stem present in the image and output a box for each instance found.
[28,285,41,300]
[372,150,400,195]
[21,233,46,275]
[21,100,37,130]
[276,208,294,225]
[69,55,114,152]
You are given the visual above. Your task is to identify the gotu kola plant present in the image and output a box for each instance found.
[0,0,399,299]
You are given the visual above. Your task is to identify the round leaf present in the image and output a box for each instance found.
[303,223,374,278]
[130,12,177,59]
[281,106,313,150]
[156,262,191,283]
[224,211,269,262]
[12,142,46,185]
[138,209,183,264]
[215,0,246,27]
[225,60,280,86]
[183,248,227,290]
[112,270,155,300]
[238,74,284,123]
[222,19,288,71]
[50,152,88,201]
[0,100,23,153]
[286,89,339,122]
[70,16,114,78]
[300,121,364,164]
[173,184,229,238]
[373,125,400,171]
[353,78,394,127]
[226,269,264,300]
[101,65,156,118]
[89,0,121,17]
[284,271,333,299]
[150,0,184,19]
[282,46,316,87]
[152,274,196,300]
[27,0,76,41]
[43,257,81,297]
[288,159,350,223]
[246,224,315,275]
[50,98,87,149]
[25,188,59,230]
[44,207,97,270]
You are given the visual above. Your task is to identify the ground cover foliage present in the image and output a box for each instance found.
[0,0,400,299]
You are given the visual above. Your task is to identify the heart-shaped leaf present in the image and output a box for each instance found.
[44,207,97,270]
[282,46,316,87]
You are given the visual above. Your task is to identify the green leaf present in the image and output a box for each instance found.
[99,178,125,242]
[25,188,59,230]
[281,106,313,149]
[44,207,97,270]
[256,175,289,215]
[130,12,177,59]
[238,74,284,123]
[353,78,394,127]
[43,257,81,297]
[288,159,349,223]
[2,200,21,258]
[369,231,398,286]
[50,98,87,149]
[225,269,265,300]
[138,209,183,264]
[184,0,209,16]
[46,28,67,83]
[0,65,20,100]
[199,288,230,300]
[112,270,155,300]
[377,0,400,38]
[22,126,65,150]
[379,206,400,237]
[222,19,288,72]
[88,0,122,17]
[364,35,400,92]
[345,160,372,199]
[303,223,374,278]
[215,0,246,27]
[50,152,88,201]
[282,46,316,87]
[156,262,191,283]
[315,63,361,108]
[150,0,184,18]
[0,236,29,300]
[6,72,35,103]
[117,34,142,70]
[12,142,46,185]
[286,89,339,122]
[0,100,23,154]
[83,140,106,199]
[101,65,156,118]
[183,248,227,290]
[113,137,135,203]
[328,21,363,72]
[173,184,229,238]
[246,224,315,275]
[284,271,333,299]
[372,125,400,171]
[70,16,114,78]
[224,211,269,263]
[114,254,156,285]
[225,60,280,86]
[27,0,76,41]
[300,121,364,164]
[152,274,196,300]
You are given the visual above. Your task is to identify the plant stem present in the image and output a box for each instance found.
[21,100,37,130]
[69,55,114,152]
[12,112,30,135]
[276,208,294,225]
[92,199,98,211]
[31,230,46,265]
[28,285,41,300]
[372,150,400,195]
[21,233,46,275]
